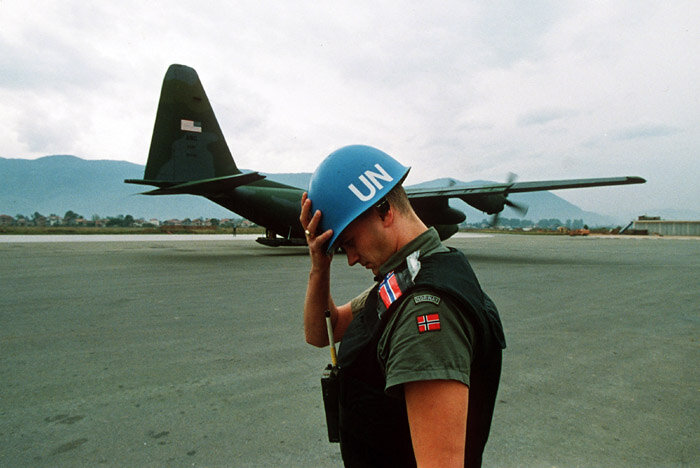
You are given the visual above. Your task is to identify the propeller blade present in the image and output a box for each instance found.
[505,199,529,216]
[489,212,500,227]
[487,173,528,225]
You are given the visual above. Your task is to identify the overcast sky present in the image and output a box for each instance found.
[1,1,698,218]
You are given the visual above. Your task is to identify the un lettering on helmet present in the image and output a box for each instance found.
[348,164,394,201]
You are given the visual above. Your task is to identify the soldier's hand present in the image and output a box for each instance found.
[300,192,334,266]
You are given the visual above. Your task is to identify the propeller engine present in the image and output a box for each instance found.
[460,173,528,226]
[490,173,528,226]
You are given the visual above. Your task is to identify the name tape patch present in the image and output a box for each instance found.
[413,294,441,306]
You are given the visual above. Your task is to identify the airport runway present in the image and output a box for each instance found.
[1,234,698,467]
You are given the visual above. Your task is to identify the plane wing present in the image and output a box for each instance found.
[406,176,645,198]
[405,175,646,221]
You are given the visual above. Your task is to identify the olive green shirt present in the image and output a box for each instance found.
[375,228,476,397]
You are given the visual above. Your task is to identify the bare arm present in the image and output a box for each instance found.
[300,192,353,346]
[302,256,353,346]
[405,379,469,468]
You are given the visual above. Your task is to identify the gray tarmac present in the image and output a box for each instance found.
[1,234,698,467]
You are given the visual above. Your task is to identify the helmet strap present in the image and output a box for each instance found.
[374,197,390,221]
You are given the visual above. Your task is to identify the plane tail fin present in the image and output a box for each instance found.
[128,64,240,187]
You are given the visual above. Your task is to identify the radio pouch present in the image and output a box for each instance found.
[321,364,340,443]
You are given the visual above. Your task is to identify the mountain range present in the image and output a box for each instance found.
[1,155,635,226]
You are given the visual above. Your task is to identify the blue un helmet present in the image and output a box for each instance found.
[308,145,410,254]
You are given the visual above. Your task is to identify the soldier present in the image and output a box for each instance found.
[301,145,505,467]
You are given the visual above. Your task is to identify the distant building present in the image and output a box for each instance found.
[0,215,14,226]
[632,216,700,236]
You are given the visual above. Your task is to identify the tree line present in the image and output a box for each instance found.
[4,211,238,228]
[6,211,596,231]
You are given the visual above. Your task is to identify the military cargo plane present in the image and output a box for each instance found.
[125,64,645,246]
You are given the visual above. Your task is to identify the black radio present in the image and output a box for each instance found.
[321,363,340,443]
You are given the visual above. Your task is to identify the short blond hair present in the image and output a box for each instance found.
[385,184,412,214]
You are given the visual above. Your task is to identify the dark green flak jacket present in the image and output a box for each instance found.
[336,248,506,467]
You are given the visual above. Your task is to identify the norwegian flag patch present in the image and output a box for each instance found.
[416,313,441,333]
[378,271,403,309]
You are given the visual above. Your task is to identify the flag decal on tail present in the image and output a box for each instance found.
[181,119,202,133]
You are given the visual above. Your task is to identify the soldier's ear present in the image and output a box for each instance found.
[380,204,395,228]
